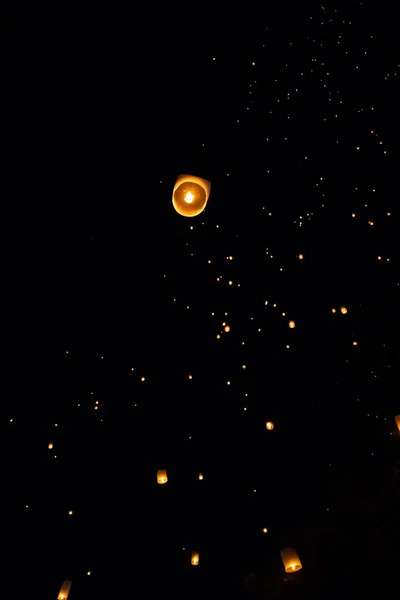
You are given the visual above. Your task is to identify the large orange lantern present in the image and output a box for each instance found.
[172,174,211,217]
[58,581,72,600]
[157,469,168,484]
[280,547,302,572]
[191,551,200,566]
[395,415,400,431]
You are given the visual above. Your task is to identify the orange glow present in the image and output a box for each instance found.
[58,581,72,600]
[191,551,200,566]
[157,469,168,484]
[172,175,211,217]
[266,421,274,431]
[280,547,302,573]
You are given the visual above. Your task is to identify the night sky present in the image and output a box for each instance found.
[2,3,400,598]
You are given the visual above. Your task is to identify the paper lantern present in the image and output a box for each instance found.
[288,320,295,329]
[280,547,302,573]
[57,581,72,600]
[340,306,348,314]
[266,421,274,431]
[191,551,200,566]
[157,469,168,484]
[198,473,204,480]
[395,415,400,431]
[172,174,211,217]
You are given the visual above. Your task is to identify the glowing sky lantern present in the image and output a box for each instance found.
[57,580,72,600]
[266,421,274,431]
[191,551,200,566]
[157,469,168,484]
[280,547,302,573]
[172,174,211,217]
[395,415,400,431]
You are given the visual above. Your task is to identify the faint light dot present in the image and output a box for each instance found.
[263,528,268,533]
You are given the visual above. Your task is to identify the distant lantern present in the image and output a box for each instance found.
[191,551,200,566]
[48,443,53,449]
[58,581,72,600]
[224,325,231,332]
[340,306,348,314]
[198,473,204,480]
[395,415,400,431]
[172,174,211,217]
[157,469,168,484]
[266,421,274,431]
[280,547,302,573]
[288,320,295,329]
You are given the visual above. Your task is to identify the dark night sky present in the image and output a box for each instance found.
[1,3,400,599]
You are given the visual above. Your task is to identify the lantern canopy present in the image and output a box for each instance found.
[395,414,400,431]
[172,174,211,217]
[191,551,200,566]
[58,581,72,600]
[157,469,168,484]
[280,547,302,573]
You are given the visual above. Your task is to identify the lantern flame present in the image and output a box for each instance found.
[184,191,195,203]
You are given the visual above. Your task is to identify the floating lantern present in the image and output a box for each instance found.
[340,306,348,314]
[266,421,274,431]
[191,551,200,566]
[280,547,302,573]
[157,469,168,484]
[172,174,211,217]
[395,415,400,431]
[58,581,72,600]
[198,473,204,480]
[288,320,295,329]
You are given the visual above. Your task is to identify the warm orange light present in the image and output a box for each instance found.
[48,443,53,449]
[266,421,274,431]
[157,469,168,484]
[224,325,231,332]
[191,551,200,566]
[280,547,302,573]
[340,306,347,314]
[288,320,295,329]
[395,415,400,431]
[58,581,72,600]
[262,528,268,533]
[172,174,211,217]
[198,473,204,480]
